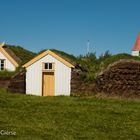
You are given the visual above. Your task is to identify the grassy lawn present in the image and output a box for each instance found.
[0,89,140,140]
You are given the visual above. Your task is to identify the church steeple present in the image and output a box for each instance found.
[132,33,140,56]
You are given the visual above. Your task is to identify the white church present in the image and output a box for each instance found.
[132,33,140,56]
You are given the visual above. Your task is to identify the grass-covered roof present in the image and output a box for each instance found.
[5,44,37,65]
[2,44,140,80]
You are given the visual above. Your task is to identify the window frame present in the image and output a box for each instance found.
[42,62,54,72]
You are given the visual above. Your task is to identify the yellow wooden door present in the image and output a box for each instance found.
[43,72,54,96]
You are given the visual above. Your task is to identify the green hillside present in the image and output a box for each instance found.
[38,50,140,81]
[100,53,140,69]
[6,44,37,65]
[78,53,140,81]
[51,49,78,62]
[3,44,140,80]
[0,89,140,140]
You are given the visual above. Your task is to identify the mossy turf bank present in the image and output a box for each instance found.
[0,89,140,140]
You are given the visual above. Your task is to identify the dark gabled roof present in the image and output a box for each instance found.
[3,43,37,65]
[2,45,21,64]
[0,43,20,67]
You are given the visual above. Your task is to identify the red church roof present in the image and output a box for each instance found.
[132,33,140,51]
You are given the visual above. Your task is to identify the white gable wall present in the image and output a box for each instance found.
[26,54,71,96]
[132,51,140,56]
[0,52,16,71]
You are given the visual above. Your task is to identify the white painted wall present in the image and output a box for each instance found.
[26,54,71,96]
[132,51,140,56]
[0,52,16,71]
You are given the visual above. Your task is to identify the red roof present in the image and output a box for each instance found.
[132,33,140,51]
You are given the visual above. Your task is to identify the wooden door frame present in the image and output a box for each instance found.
[42,71,55,96]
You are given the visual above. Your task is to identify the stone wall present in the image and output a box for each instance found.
[1,59,140,98]
[71,68,95,96]
[95,59,140,98]
[8,71,26,93]
[0,77,11,89]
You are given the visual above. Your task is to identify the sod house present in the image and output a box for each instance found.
[23,50,75,96]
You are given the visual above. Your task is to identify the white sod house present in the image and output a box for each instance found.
[23,50,74,96]
[0,43,19,71]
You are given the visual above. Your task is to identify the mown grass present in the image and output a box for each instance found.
[0,89,140,140]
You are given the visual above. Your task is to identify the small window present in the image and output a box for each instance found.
[44,63,49,69]
[44,63,53,70]
[0,59,5,71]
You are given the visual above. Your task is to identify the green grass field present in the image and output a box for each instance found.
[0,89,140,140]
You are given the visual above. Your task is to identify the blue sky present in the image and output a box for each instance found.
[0,0,140,56]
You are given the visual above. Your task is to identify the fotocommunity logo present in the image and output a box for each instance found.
[0,130,16,136]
